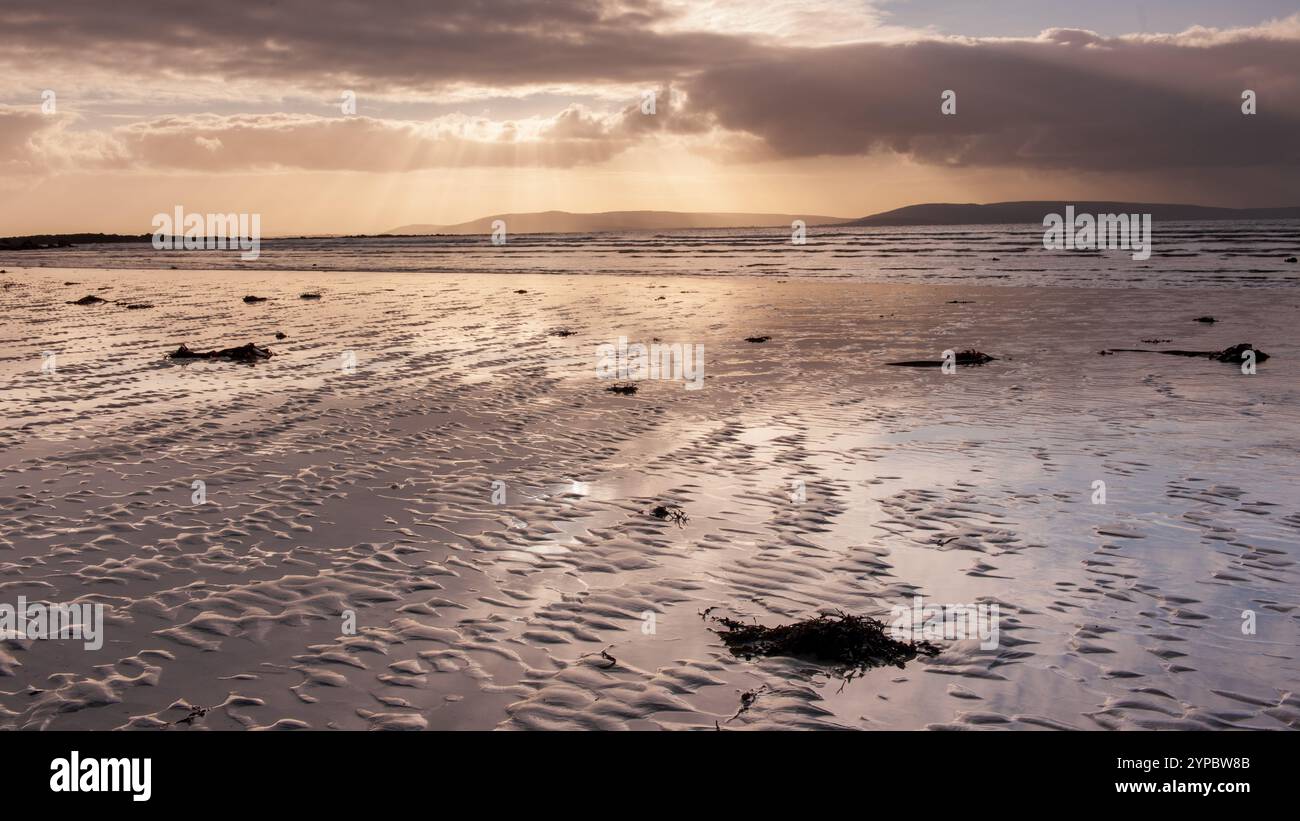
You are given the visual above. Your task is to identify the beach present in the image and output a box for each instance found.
[1,265,1297,730]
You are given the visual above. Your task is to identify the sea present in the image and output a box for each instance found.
[4,221,1299,288]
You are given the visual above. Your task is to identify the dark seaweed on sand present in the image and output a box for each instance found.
[720,684,771,725]
[605,383,637,395]
[580,645,618,669]
[172,705,209,726]
[168,342,272,363]
[647,503,688,526]
[744,335,771,343]
[68,294,157,309]
[549,328,577,337]
[710,611,939,678]
[887,349,995,368]
[951,349,994,365]
[1101,342,1269,363]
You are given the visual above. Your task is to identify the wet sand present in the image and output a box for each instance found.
[1,267,1297,730]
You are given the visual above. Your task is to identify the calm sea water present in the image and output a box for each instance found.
[5,220,1299,288]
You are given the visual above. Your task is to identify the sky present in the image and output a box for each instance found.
[1,0,1298,235]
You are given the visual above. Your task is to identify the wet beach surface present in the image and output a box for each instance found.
[1,267,1297,730]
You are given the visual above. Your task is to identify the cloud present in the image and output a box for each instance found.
[0,3,1297,201]
[0,82,729,173]
[0,0,764,93]
[0,105,690,172]
[111,112,633,171]
[0,108,49,170]
[680,21,1300,171]
[0,107,129,172]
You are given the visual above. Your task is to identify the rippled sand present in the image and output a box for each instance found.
[1,267,1297,730]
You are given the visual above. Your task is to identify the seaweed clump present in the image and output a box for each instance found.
[710,611,939,678]
[1100,342,1269,363]
[172,705,209,726]
[1213,343,1269,363]
[1206,342,1268,361]
[887,349,995,368]
[951,349,995,365]
[605,383,638,395]
[744,335,771,343]
[647,504,688,526]
[67,294,107,305]
[168,342,272,363]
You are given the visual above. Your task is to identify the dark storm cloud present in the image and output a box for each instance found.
[682,27,1300,171]
[0,0,759,89]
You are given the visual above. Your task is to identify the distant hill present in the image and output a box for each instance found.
[846,201,1300,227]
[10,202,1300,247]
[385,210,854,235]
